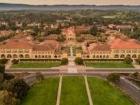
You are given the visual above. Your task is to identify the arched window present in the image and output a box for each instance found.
[13,54,18,58]
[132,54,136,58]
[19,54,24,58]
[120,54,125,58]
[54,55,57,58]
[38,55,41,58]
[7,54,12,58]
[114,54,119,58]
[86,55,89,58]
[100,55,102,58]
[1,54,5,58]
[25,54,30,58]
[93,55,95,58]
[106,55,109,58]
[126,54,131,57]
[35,55,38,58]
[103,55,105,58]
[48,55,51,58]
[96,55,99,58]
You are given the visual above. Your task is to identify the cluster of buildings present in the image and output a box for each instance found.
[82,37,140,60]
[0,38,67,60]
[0,23,140,61]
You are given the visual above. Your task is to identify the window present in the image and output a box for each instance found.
[120,54,125,58]
[114,54,119,58]
[132,54,136,58]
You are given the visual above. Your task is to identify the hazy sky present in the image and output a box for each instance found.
[0,0,140,5]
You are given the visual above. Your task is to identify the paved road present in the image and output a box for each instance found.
[119,77,140,104]
[6,69,140,75]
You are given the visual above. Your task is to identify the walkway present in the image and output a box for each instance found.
[84,76,94,105]
[67,46,77,73]
[5,59,12,69]
[56,76,63,105]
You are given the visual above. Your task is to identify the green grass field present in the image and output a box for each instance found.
[60,77,89,105]
[21,77,59,105]
[85,61,134,68]
[12,61,61,68]
[88,77,135,105]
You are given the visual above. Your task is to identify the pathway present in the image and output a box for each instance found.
[84,76,94,105]
[56,76,63,105]
[67,46,77,73]
[5,59,12,69]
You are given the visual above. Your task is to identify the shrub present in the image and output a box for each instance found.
[107,73,120,84]
[12,59,19,64]
[4,73,15,80]
[0,64,5,74]
[3,91,20,105]
[136,57,140,64]
[61,58,68,65]
[75,57,84,65]
[0,59,8,65]
[0,73,4,82]
[3,79,30,99]
[124,56,133,64]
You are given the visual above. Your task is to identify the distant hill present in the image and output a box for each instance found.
[0,3,140,11]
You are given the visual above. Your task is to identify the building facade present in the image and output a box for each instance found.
[0,39,67,60]
[82,38,140,60]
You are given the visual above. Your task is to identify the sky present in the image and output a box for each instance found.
[0,0,140,5]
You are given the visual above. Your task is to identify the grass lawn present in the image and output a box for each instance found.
[60,76,89,105]
[85,61,134,68]
[88,77,135,105]
[12,61,61,68]
[21,77,59,105]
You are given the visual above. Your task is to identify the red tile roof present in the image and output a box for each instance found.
[110,38,140,49]
[88,43,111,52]
[33,40,61,51]
[0,39,32,49]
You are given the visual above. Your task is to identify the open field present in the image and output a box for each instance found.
[21,77,59,105]
[12,61,61,68]
[85,61,134,68]
[88,77,135,105]
[19,76,136,105]
[60,76,89,105]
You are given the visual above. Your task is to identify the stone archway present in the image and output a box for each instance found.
[114,54,119,58]
[19,54,24,58]
[132,54,136,58]
[1,54,5,58]
[120,54,125,58]
[25,54,30,58]
[13,54,18,58]
[7,54,12,58]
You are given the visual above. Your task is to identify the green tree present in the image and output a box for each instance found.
[75,57,84,65]
[90,26,98,36]
[124,56,133,64]
[0,59,8,65]
[0,64,5,74]
[12,59,19,64]
[61,58,68,65]
[0,90,20,105]
[3,79,29,99]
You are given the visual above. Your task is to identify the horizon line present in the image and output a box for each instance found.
[0,2,140,6]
